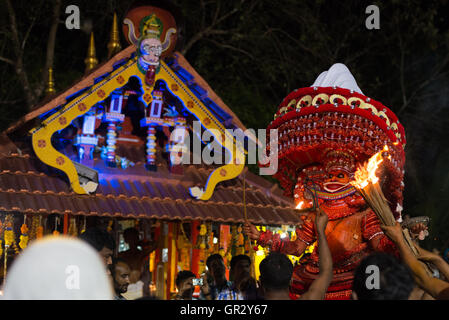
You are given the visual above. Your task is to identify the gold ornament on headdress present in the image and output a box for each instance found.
[323,149,356,173]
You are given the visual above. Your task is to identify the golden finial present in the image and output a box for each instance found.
[107,13,122,59]
[45,67,56,96]
[85,32,98,73]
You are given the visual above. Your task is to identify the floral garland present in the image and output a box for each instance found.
[235,225,245,256]
[4,215,19,254]
[53,216,60,236]
[196,223,208,274]
[36,217,44,239]
[3,214,19,282]
[19,216,29,250]
[107,219,114,233]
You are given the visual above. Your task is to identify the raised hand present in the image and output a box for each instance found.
[314,207,328,233]
[380,222,405,244]
[243,221,260,241]
[200,272,212,299]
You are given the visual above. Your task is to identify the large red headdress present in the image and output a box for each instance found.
[265,64,406,218]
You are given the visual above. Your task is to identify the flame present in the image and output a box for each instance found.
[351,145,389,189]
[296,201,304,209]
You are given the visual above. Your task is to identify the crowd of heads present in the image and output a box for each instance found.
[0,224,156,300]
[2,221,449,301]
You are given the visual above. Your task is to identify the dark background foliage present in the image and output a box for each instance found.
[1,0,448,250]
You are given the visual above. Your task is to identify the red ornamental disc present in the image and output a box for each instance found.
[58,117,67,125]
[97,90,106,98]
[37,140,46,148]
[55,156,65,165]
[187,101,194,108]
[116,76,125,84]
[171,84,178,92]
[203,118,211,125]
[220,169,227,177]
[78,103,86,111]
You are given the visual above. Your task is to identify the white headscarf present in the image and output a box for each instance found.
[2,236,113,300]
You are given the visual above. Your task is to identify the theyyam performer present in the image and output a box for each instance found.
[244,63,414,300]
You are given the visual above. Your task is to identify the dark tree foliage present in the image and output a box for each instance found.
[1,0,448,249]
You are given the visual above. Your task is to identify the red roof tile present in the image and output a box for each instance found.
[0,154,302,225]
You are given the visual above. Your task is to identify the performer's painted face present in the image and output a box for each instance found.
[322,169,351,193]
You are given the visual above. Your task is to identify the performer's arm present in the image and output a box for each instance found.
[362,210,397,255]
[415,243,449,282]
[280,214,316,255]
[299,208,333,300]
[244,218,314,257]
[382,222,449,299]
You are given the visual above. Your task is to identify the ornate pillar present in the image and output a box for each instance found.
[140,90,164,171]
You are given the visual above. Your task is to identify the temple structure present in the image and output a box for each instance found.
[0,3,300,299]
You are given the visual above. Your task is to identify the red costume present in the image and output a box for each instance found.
[257,64,406,300]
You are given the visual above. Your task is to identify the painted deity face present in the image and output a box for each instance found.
[140,38,162,66]
[322,169,351,193]
[294,160,357,208]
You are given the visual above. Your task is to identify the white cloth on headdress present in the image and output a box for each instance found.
[2,236,113,300]
[311,63,364,95]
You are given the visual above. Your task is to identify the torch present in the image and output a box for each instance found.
[295,178,320,213]
[350,146,432,274]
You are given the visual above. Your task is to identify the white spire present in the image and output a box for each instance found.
[311,63,363,95]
